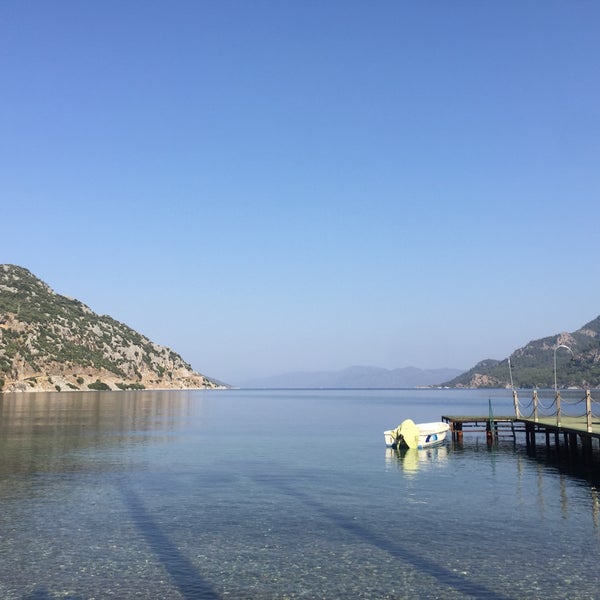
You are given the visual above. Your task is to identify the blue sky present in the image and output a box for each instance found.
[2,1,599,384]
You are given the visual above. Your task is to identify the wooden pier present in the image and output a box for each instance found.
[442,410,600,462]
[441,414,523,443]
[442,389,600,459]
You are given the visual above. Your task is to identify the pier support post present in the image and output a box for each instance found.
[451,421,463,443]
[569,433,578,458]
[525,422,536,452]
[486,420,494,444]
[582,435,593,463]
[586,390,593,433]
[456,422,463,443]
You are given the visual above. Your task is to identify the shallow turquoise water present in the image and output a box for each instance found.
[0,389,599,599]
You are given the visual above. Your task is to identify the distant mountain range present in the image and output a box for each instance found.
[242,314,600,390]
[239,365,464,389]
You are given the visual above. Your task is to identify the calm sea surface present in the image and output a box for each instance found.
[0,388,599,599]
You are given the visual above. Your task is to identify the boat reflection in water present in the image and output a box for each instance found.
[385,443,449,475]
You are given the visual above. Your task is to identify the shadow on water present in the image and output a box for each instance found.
[252,474,512,600]
[25,590,82,600]
[118,483,221,600]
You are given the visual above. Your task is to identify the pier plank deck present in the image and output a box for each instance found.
[519,415,600,437]
[442,414,600,437]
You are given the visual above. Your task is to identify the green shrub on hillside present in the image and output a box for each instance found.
[116,382,146,390]
[88,379,110,391]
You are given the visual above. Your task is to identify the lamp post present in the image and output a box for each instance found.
[553,344,573,428]
[553,344,574,392]
[508,357,520,418]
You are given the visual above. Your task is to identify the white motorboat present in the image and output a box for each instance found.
[384,419,449,449]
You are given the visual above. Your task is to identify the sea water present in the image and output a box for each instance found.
[0,388,599,599]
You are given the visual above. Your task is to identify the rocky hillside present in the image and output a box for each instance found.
[0,265,223,392]
[443,315,600,389]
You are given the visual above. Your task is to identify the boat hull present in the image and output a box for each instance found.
[384,421,449,449]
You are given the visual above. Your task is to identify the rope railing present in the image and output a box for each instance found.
[518,396,534,410]
[515,389,598,433]
[562,396,584,405]
[571,411,589,419]
[537,397,557,411]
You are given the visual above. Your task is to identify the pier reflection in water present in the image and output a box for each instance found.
[386,433,600,532]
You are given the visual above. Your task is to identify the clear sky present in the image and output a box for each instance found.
[2,1,599,385]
